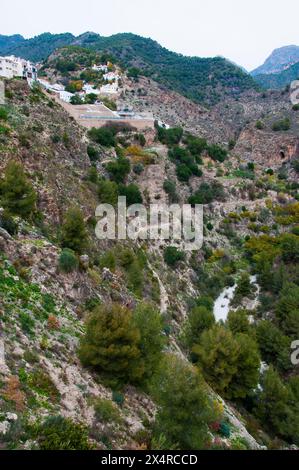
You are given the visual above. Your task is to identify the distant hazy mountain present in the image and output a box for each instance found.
[251,45,299,76]
[0,32,258,106]
[253,61,299,90]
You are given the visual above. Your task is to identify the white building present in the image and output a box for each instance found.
[82,84,101,95]
[103,72,120,82]
[92,64,108,73]
[0,55,37,80]
[59,91,74,103]
[100,82,119,95]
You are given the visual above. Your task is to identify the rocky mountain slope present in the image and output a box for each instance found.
[0,67,299,451]
[251,45,299,76]
[254,61,299,90]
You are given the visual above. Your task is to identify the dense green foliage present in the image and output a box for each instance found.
[163,247,185,267]
[0,32,75,62]
[181,306,215,350]
[0,32,258,105]
[118,183,143,205]
[163,180,179,203]
[254,367,299,444]
[189,181,226,205]
[58,248,78,273]
[151,354,217,449]
[156,126,183,146]
[272,118,290,132]
[88,127,116,147]
[33,416,92,450]
[106,157,130,183]
[168,145,202,182]
[79,303,165,386]
[0,161,37,218]
[133,303,165,384]
[78,303,143,385]
[61,207,88,254]
[193,324,260,399]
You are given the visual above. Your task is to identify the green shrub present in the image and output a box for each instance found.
[29,370,60,402]
[136,133,146,147]
[0,210,18,235]
[106,157,130,183]
[33,416,92,450]
[112,391,125,406]
[87,165,98,183]
[255,120,264,130]
[87,145,99,162]
[181,306,215,350]
[78,303,143,385]
[272,118,290,132]
[133,163,144,175]
[189,181,225,204]
[150,354,217,450]
[0,106,8,121]
[98,179,119,205]
[292,160,299,173]
[207,144,227,162]
[163,180,179,203]
[133,303,165,383]
[88,127,116,147]
[94,398,123,424]
[59,248,78,273]
[0,161,37,218]
[219,421,231,438]
[164,246,185,267]
[118,183,143,205]
[61,207,88,254]
[19,312,35,335]
[156,126,183,146]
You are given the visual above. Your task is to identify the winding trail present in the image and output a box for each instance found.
[147,260,168,314]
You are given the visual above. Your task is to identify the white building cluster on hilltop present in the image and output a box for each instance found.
[0,55,37,80]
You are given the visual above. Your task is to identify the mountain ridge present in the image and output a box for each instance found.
[0,31,259,106]
[251,45,299,76]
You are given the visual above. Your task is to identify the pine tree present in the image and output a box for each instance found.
[193,324,240,394]
[227,309,251,334]
[78,303,144,385]
[150,354,217,449]
[133,303,165,384]
[61,207,88,254]
[254,366,293,439]
[181,306,215,350]
[0,161,37,218]
[228,333,260,399]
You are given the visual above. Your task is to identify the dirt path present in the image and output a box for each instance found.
[147,260,168,314]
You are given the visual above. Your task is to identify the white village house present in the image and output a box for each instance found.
[92,64,108,73]
[0,55,37,80]
[103,71,120,82]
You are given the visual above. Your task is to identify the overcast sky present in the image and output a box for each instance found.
[1,0,298,70]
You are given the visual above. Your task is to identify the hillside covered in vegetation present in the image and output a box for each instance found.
[0,73,298,451]
[0,32,259,106]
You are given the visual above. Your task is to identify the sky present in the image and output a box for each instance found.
[1,0,298,71]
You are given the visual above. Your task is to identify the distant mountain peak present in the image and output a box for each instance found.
[251,45,299,76]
